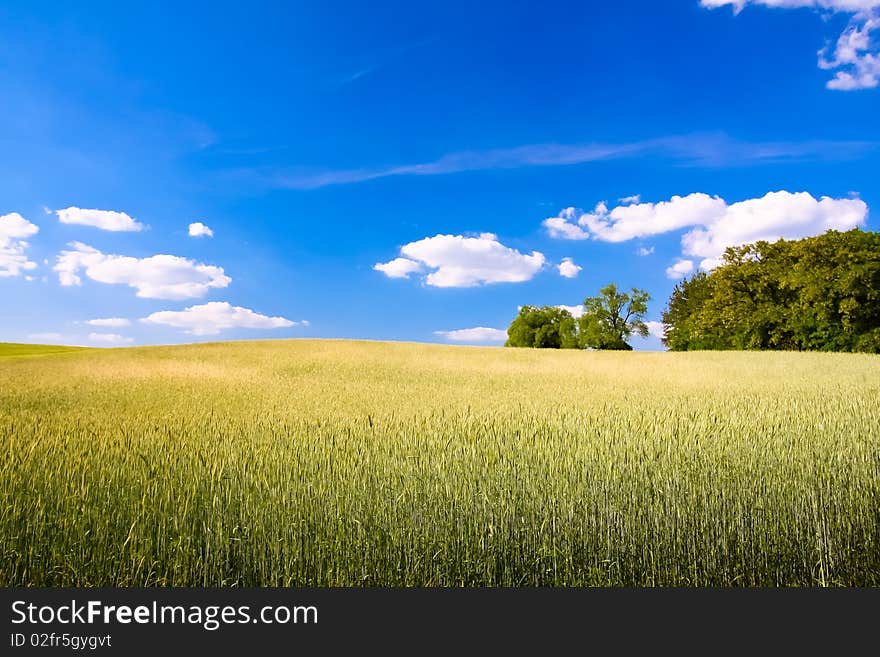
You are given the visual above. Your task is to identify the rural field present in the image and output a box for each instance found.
[1,339,878,587]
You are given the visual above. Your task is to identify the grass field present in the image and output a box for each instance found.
[1,339,878,586]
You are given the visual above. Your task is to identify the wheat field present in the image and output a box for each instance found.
[1,340,878,586]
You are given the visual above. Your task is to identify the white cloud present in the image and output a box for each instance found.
[557,257,582,278]
[55,207,144,232]
[434,327,508,343]
[377,233,546,288]
[141,301,300,336]
[666,259,696,279]
[88,332,134,345]
[86,318,131,328]
[373,257,423,279]
[701,1,879,11]
[820,13,880,90]
[545,191,867,270]
[0,212,39,277]
[619,194,642,204]
[645,321,667,339]
[188,222,214,238]
[637,246,655,256]
[54,242,231,300]
[556,304,586,319]
[543,207,590,240]
[579,195,729,243]
[701,1,880,90]
[680,191,867,268]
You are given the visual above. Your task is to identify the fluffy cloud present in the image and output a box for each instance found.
[54,242,231,300]
[188,222,214,237]
[545,191,867,270]
[666,259,696,279]
[701,1,880,90]
[619,194,642,204]
[434,327,508,343]
[637,246,655,256]
[0,212,39,277]
[141,301,301,336]
[55,207,144,232]
[376,233,546,288]
[86,318,131,327]
[558,257,582,278]
[373,257,423,279]
[543,208,591,240]
[680,191,867,268]
[88,332,134,345]
[576,195,729,243]
[556,304,586,319]
[645,321,667,339]
[820,13,880,90]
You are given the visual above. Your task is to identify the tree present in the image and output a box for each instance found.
[661,229,880,353]
[505,305,578,349]
[578,284,651,350]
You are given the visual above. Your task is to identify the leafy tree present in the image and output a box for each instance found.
[505,305,578,349]
[661,229,880,353]
[578,284,651,350]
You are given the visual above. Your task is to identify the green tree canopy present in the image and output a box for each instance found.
[505,305,578,349]
[662,229,880,353]
[578,284,651,350]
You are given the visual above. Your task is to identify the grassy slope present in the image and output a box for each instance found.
[0,342,89,359]
[1,339,878,586]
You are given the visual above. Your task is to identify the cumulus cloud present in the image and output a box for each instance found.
[819,12,880,90]
[0,212,39,277]
[434,327,508,343]
[545,191,867,270]
[666,259,696,279]
[577,195,729,243]
[141,301,300,336]
[556,304,587,319]
[619,194,642,204]
[88,332,134,345]
[558,257,582,278]
[54,242,231,300]
[543,208,591,240]
[680,191,867,268]
[644,321,667,339]
[86,318,131,327]
[55,207,144,232]
[373,257,423,279]
[188,222,214,238]
[376,233,546,288]
[637,246,655,256]
[701,0,880,90]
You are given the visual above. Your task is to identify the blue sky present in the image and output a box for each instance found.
[1,0,877,349]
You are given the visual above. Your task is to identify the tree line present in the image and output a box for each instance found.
[505,229,880,353]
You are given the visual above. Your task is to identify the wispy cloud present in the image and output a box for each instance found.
[258,133,876,190]
[330,35,440,89]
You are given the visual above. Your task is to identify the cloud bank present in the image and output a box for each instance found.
[545,190,868,270]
